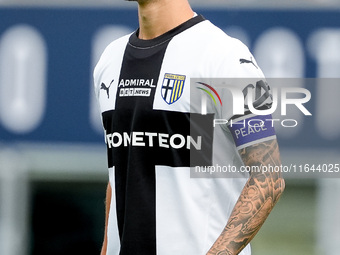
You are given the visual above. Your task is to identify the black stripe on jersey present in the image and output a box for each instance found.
[102,15,209,255]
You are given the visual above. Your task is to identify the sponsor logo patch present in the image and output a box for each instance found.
[119,88,151,97]
[118,78,155,97]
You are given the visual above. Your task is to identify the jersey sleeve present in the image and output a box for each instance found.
[93,40,116,102]
[215,38,276,150]
[214,38,270,119]
[93,33,131,112]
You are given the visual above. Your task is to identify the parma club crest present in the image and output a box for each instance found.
[161,73,186,104]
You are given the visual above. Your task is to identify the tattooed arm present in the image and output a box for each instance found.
[207,139,285,255]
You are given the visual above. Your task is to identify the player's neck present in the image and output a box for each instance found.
[137,0,194,40]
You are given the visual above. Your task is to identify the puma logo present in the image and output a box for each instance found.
[239,57,258,69]
[100,79,114,98]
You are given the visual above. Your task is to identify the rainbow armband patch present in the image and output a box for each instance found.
[228,114,276,150]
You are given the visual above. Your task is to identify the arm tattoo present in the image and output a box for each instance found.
[207,139,285,255]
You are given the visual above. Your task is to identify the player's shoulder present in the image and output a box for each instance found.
[185,18,253,64]
[103,33,131,54]
[200,19,250,56]
[94,33,131,78]
[193,19,263,77]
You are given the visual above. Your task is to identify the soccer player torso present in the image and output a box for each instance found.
[94,15,259,255]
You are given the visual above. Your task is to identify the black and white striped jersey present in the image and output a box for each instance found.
[94,15,269,255]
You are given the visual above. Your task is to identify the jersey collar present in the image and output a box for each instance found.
[129,14,205,49]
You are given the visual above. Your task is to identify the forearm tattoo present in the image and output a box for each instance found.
[207,139,284,255]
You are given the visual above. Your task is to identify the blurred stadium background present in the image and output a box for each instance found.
[0,0,339,254]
